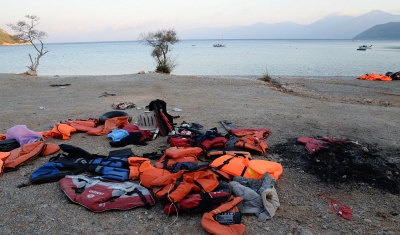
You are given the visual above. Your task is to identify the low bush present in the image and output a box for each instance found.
[259,67,272,82]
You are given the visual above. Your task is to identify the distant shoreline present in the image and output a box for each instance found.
[0,42,30,46]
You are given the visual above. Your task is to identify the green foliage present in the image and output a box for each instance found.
[0,29,26,44]
[259,67,272,82]
[139,28,179,73]
[156,64,171,74]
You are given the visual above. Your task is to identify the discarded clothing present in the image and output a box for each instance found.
[112,102,135,110]
[229,172,280,221]
[297,137,346,154]
[107,129,129,142]
[109,132,147,147]
[314,193,352,220]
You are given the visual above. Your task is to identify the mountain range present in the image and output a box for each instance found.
[179,10,400,39]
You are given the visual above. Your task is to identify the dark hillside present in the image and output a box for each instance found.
[353,22,400,39]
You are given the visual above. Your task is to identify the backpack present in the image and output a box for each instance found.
[148,99,174,136]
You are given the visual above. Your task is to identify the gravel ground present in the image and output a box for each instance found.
[0,73,399,235]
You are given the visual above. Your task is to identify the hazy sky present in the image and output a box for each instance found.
[2,0,400,43]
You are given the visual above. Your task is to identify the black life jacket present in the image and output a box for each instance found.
[25,154,89,185]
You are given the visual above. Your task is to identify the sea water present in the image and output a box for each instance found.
[1,39,399,77]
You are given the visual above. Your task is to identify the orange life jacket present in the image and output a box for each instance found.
[210,155,283,180]
[44,123,77,140]
[201,196,246,235]
[65,119,98,132]
[358,73,392,81]
[86,116,130,135]
[4,141,60,170]
[150,169,219,203]
[0,152,11,176]
[139,162,172,189]
[154,147,203,169]
[235,132,268,156]
[127,157,151,179]
[207,150,252,159]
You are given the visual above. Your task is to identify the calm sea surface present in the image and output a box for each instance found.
[1,39,399,77]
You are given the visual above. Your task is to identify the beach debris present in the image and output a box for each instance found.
[39,106,44,110]
[314,193,352,220]
[50,84,71,87]
[99,92,116,97]
[173,108,182,112]
[269,138,400,194]
[112,102,135,110]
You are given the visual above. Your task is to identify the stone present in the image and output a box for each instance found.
[138,70,146,74]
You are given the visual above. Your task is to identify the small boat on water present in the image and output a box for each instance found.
[213,42,226,47]
[357,45,372,51]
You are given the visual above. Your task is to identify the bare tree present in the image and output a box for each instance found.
[139,28,179,74]
[8,15,48,76]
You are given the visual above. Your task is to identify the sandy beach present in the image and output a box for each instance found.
[0,72,399,235]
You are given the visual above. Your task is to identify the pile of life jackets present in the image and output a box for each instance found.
[357,73,392,81]
[0,108,285,235]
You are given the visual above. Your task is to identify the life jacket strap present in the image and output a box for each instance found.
[240,166,247,177]
[127,188,152,209]
[214,157,234,170]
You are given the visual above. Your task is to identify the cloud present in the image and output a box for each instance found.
[325,12,355,18]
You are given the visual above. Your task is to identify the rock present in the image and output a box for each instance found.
[281,85,292,92]
[27,69,37,76]
[147,214,153,220]
[379,101,390,106]
[363,98,372,103]
[138,70,146,74]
